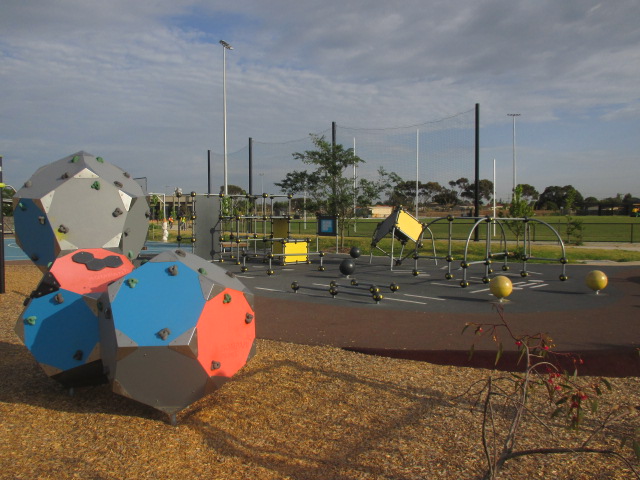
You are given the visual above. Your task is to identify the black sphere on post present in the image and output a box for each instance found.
[349,246,361,259]
[339,258,356,276]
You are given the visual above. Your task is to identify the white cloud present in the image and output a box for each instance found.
[1,0,639,199]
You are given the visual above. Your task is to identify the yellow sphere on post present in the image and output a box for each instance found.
[490,275,513,302]
[585,270,608,294]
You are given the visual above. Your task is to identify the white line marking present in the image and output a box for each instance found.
[403,294,446,301]
[432,282,462,288]
[530,284,548,289]
[383,297,427,305]
[255,287,286,293]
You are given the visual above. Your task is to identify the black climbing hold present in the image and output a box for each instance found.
[54,293,64,304]
[123,171,130,178]
[211,361,221,370]
[38,216,46,225]
[175,249,186,257]
[73,350,83,361]
[86,258,106,271]
[114,181,123,188]
[225,271,236,278]
[58,224,69,234]
[103,255,124,268]
[112,208,123,217]
[72,251,94,264]
[24,181,32,188]
[245,313,254,324]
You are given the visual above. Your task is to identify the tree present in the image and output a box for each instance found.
[285,134,364,244]
[536,185,584,212]
[518,184,539,205]
[420,181,443,204]
[357,167,396,207]
[433,187,459,208]
[499,185,534,247]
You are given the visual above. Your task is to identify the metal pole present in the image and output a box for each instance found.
[353,137,357,232]
[508,113,521,196]
[220,40,233,195]
[207,150,211,195]
[1,155,6,294]
[416,129,420,219]
[248,137,253,196]
[492,158,496,236]
[474,104,480,241]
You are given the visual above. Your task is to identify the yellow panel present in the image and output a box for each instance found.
[396,210,423,242]
[273,241,308,264]
[272,218,289,238]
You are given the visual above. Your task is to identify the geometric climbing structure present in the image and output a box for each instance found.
[12,151,149,271]
[15,249,134,387]
[98,249,256,418]
[370,206,425,268]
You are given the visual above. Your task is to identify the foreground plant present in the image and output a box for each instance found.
[460,305,640,480]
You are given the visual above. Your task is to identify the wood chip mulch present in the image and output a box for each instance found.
[1,264,638,479]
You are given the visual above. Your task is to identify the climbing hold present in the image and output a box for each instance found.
[211,361,221,370]
[198,267,207,275]
[114,181,123,188]
[223,293,232,304]
[175,249,186,257]
[54,293,65,304]
[167,265,178,276]
[71,155,80,163]
[156,328,171,341]
[24,181,32,188]
[96,157,104,163]
[112,208,123,217]
[91,181,101,190]
[38,216,46,225]
[58,225,69,234]
[25,316,37,326]
[126,278,139,288]
[245,313,254,324]
[73,350,83,361]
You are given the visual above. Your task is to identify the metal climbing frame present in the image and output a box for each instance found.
[457,217,568,287]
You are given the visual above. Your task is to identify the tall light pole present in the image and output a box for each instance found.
[507,113,521,197]
[220,40,233,195]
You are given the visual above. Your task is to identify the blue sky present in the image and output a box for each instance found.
[1,0,638,202]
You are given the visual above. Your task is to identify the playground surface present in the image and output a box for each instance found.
[4,238,640,376]
[227,254,640,376]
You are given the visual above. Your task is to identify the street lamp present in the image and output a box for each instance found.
[507,113,521,197]
[220,40,233,195]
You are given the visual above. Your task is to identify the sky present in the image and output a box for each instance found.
[1,0,639,202]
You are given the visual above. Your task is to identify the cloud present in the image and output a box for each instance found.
[0,0,638,200]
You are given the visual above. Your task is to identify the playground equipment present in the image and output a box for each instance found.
[98,249,255,422]
[369,206,431,269]
[490,275,513,302]
[12,151,150,271]
[585,270,608,294]
[397,213,569,287]
[16,249,134,387]
[13,153,256,423]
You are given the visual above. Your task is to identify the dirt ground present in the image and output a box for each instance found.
[1,264,639,479]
